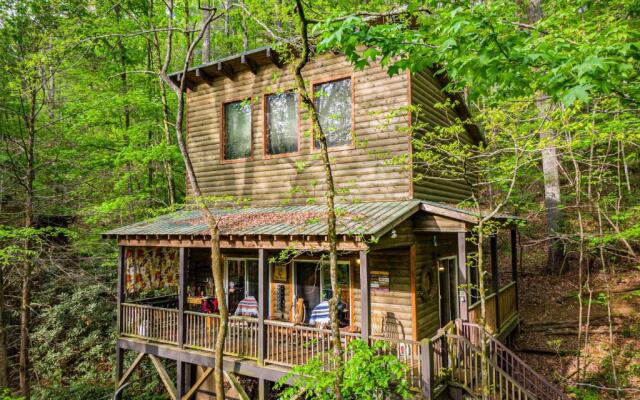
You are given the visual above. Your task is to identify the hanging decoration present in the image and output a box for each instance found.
[125,247,178,293]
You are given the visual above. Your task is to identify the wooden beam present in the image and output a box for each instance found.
[457,232,469,321]
[117,351,145,389]
[116,236,366,251]
[490,234,500,329]
[359,250,370,342]
[149,354,178,400]
[217,62,235,79]
[241,54,258,74]
[182,367,213,400]
[195,68,215,84]
[257,248,268,365]
[266,48,283,68]
[224,371,250,400]
[117,246,125,334]
[177,360,185,399]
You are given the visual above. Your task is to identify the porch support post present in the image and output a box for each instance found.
[178,247,187,348]
[258,378,270,400]
[457,232,469,321]
[359,250,370,342]
[420,338,434,398]
[114,345,124,400]
[177,359,185,399]
[258,248,269,365]
[511,228,519,312]
[490,234,500,329]
[117,246,125,335]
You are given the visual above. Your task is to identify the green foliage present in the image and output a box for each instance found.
[275,340,411,400]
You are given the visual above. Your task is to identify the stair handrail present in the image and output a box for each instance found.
[458,320,569,400]
[446,332,533,399]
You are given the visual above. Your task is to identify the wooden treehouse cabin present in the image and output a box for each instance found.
[104,47,565,400]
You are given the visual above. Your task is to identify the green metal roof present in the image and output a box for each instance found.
[102,200,423,238]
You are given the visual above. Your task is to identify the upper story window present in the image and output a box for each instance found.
[314,78,353,148]
[265,91,299,155]
[223,100,252,160]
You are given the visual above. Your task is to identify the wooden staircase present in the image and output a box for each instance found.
[430,320,568,400]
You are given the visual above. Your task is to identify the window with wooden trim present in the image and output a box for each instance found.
[265,91,299,155]
[314,78,353,148]
[223,100,252,160]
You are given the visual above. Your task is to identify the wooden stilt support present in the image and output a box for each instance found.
[149,354,178,400]
[117,352,145,389]
[224,371,250,400]
[182,367,213,400]
[114,346,124,400]
[258,378,270,400]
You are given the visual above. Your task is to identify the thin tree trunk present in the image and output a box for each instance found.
[292,2,343,398]
[526,0,564,273]
[115,4,132,196]
[19,88,37,400]
[202,1,210,63]
[0,265,7,387]
[158,3,229,398]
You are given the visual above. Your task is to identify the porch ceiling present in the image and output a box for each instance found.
[101,200,521,241]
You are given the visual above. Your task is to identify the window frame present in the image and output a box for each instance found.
[310,75,356,152]
[220,98,254,164]
[262,90,302,159]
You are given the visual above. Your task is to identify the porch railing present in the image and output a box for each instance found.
[184,311,259,359]
[468,281,518,334]
[120,303,179,345]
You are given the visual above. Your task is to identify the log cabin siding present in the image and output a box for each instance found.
[410,70,475,203]
[186,53,412,206]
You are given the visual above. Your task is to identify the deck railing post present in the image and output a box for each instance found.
[510,228,519,312]
[420,338,434,398]
[178,247,187,348]
[490,234,500,330]
[359,250,370,343]
[258,248,268,365]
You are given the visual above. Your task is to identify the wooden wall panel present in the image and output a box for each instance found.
[410,70,475,203]
[186,53,412,206]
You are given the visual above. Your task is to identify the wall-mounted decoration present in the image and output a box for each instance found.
[420,266,432,300]
[273,264,288,282]
[370,270,390,292]
[125,247,178,294]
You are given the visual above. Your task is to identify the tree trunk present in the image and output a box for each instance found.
[526,0,564,273]
[19,88,36,400]
[202,3,210,63]
[293,2,343,398]
[0,264,7,388]
[539,105,564,273]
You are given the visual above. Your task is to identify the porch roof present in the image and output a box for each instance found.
[102,200,521,241]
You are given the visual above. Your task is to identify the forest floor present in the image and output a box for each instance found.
[514,245,640,399]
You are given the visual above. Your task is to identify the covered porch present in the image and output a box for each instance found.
[105,200,521,398]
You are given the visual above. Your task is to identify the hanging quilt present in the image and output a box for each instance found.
[125,247,178,293]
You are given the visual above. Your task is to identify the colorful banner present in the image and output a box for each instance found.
[125,247,178,293]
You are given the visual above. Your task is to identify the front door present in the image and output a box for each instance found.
[295,262,321,323]
[438,256,458,326]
